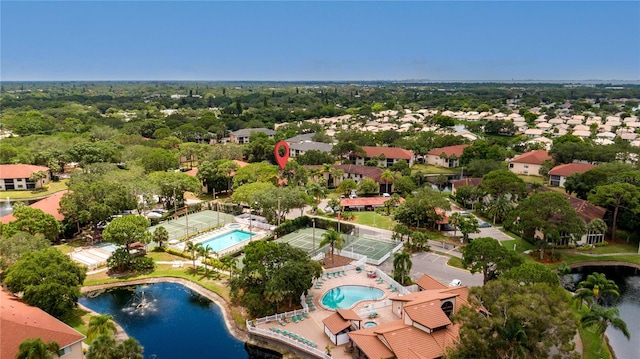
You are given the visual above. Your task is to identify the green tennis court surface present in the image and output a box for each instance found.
[148,210,235,242]
[276,227,396,262]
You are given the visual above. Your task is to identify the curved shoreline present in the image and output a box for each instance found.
[81,277,249,343]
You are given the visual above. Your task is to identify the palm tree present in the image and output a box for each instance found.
[152,226,169,249]
[449,212,461,238]
[575,272,620,307]
[86,334,117,359]
[16,338,60,359]
[87,314,117,343]
[115,338,144,359]
[486,194,514,224]
[580,304,630,352]
[183,241,201,269]
[319,229,344,265]
[380,169,394,194]
[393,249,412,285]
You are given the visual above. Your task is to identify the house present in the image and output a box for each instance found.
[538,188,607,245]
[548,163,596,188]
[1,190,68,225]
[228,128,276,144]
[524,128,544,138]
[424,145,469,168]
[1,287,86,359]
[508,150,552,176]
[322,309,363,346]
[288,142,334,158]
[450,177,482,197]
[355,146,415,168]
[316,164,386,191]
[347,274,469,359]
[0,164,51,191]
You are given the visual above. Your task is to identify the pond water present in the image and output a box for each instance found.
[80,282,250,359]
[569,266,640,359]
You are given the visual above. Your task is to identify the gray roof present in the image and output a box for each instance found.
[285,133,316,143]
[289,141,333,153]
[229,127,276,137]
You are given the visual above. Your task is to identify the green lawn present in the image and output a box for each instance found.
[501,238,535,253]
[446,256,465,269]
[343,211,398,231]
[571,304,612,359]
[412,164,461,175]
[3,180,69,200]
[517,175,545,184]
[588,242,638,254]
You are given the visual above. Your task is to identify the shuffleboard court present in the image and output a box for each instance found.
[148,210,235,242]
[276,227,396,262]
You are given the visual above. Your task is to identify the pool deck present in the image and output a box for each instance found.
[172,223,268,253]
[253,268,402,359]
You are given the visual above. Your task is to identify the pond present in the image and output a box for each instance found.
[80,282,254,359]
[568,265,640,359]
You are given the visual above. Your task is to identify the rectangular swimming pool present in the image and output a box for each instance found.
[199,230,254,252]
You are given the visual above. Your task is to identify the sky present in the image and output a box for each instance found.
[1,1,639,82]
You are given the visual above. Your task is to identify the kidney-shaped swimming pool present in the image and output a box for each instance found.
[321,285,385,310]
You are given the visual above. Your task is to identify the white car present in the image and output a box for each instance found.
[449,279,462,287]
[382,193,391,197]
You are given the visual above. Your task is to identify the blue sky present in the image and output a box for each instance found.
[1,1,639,81]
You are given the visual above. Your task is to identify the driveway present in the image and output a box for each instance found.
[378,251,484,288]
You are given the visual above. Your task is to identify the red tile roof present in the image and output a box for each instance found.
[451,177,482,188]
[0,164,50,179]
[539,188,606,223]
[427,144,469,158]
[548,163,596,177]
[510,150,552,165]
[322,312,353,334]
[1,288,85,359]
[0,190,68,224]
[362,146,414,160]
[185,168,198,177]
[404,301,452,329]
[415,274,448,291]
[336,309,362,321]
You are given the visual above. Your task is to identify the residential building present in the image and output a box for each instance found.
[424,145,469,168]
[282,134,335,158]
[347,274,469,359]
[0,164,51,191]
[450,177,482,197]
[508,150,552,176]
[340,196,405,211]
[355,146,415,167]
[228,128,275,144]
[548,163,596,188]
[310,164,386,191]
[1,287,86,359]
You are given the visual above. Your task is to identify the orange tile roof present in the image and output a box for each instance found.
[0,190,68,224]
[404,301,452,329]
[0,164,49,179]
[509,150,552,165]
[415,274,448,291]
[451,177,482,188]
[539,188,606,223]
[383,326,446,359]
[1,288,85,359]
[362,146,414,160]
[427,144,469,158]
[322,312,352,334]
[548,163,595,177]
[185,168,198,177]
[336,309,362,321]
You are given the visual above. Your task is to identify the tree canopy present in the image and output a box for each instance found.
[229,241,322,317]
[4,248,86,318]
[461,237,523,284]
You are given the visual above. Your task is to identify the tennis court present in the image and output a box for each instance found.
[276,227,399,264]
[148,210,236,242]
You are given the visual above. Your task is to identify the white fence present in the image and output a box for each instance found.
[370,240,404,266]
[247,312,331,359]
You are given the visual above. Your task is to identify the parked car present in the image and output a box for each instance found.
[449,279,462,287]
[441,224,457,231]
[478,221,492,228]
[459,211,470,215]
[382,193,391,197]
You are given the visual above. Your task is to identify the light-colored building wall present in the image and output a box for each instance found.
[508,162,543,176]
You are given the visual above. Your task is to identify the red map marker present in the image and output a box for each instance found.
[274,141,290,169]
